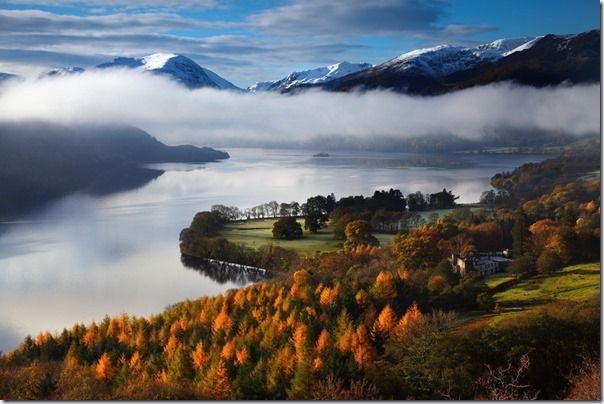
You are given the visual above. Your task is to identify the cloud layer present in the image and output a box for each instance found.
[0,70,598,147]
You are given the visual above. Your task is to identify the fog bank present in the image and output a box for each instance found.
[0,70,598,146]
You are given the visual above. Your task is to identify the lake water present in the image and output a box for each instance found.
[0,148,546,351]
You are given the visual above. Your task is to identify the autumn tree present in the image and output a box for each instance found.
[343,220,379,250]
[95,352,115,381]
[370,271,397,302]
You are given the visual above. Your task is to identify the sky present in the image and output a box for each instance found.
[0,0,599,87]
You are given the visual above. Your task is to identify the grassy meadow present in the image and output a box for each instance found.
[222,218,396,255]
[460,263,601,330]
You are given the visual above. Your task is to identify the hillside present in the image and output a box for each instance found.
[0,122,229,216]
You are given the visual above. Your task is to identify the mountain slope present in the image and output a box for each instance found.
[319,30,599,94]
[442,30,600,91]
[97,53,240,90]
[376,37,536,78]
[0,122,229,216]
[249,61,371,92]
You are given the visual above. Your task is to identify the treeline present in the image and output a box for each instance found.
[212,188,458,236]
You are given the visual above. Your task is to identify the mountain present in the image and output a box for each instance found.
[0,72,18,83]
[0,122,229,216]
[248,61,372,92]
[97,53,240,90]
[443,30,600,91]
[377,37,536,79]
[310,30,599,94]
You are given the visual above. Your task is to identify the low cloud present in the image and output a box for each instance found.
[0,69,598,147]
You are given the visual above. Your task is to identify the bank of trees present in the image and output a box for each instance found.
[1,230,598,399]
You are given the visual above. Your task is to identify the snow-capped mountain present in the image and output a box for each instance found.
[378,37,538,78]
[249,61,372,92]
[317,30,599,94]
[97,53,240,90]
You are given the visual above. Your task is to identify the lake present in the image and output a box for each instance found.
[0,148,546,351]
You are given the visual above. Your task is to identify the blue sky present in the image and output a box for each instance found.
[0,0,599,87]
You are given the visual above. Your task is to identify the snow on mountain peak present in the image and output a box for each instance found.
[140,53,178,70]
[96,53,239,90]
[248,61,372,91]
[383,36,538,77]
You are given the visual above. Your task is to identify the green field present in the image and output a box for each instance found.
[494,263,600,307]
[483,272,517,289]
[458,263,600,330]
[222,218,396,255]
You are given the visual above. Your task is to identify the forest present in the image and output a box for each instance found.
[0,147,600,400]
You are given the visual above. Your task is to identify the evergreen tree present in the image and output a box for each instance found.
[512,209,529,257]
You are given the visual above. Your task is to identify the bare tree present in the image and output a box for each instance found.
[476,354,539,400]
[267,201,279,217]
[311,375,381,400]
[566,356,601,400]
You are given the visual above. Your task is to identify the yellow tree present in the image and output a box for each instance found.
[82,323,100,350]
[371,271,397,302]
[351,325,377,369]
[213,303,233,336]
[372,304,398,337]
[129,351,142,372]
[95,352,115,381]
[394,302,424,337]
[235,346,249,366]
[315,328,331,354]
[191,341,207,371]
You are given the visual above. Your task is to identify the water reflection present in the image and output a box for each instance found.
[181,255,268,285]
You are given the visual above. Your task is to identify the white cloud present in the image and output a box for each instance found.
[0,70,598,146]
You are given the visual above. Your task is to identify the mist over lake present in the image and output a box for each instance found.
[0,148,546,351]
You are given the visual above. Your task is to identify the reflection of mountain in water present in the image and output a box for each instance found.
[0,121,228,218]
[181,255,268,285]
[85,167,163,195]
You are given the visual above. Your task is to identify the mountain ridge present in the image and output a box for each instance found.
[314,30,599,94]
[248,61,372,92]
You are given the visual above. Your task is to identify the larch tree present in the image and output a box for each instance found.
[95,352,115,381]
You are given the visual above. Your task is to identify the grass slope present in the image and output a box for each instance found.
[495,263,600,307]
[460,263,600,329]
[222,218,396,255]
